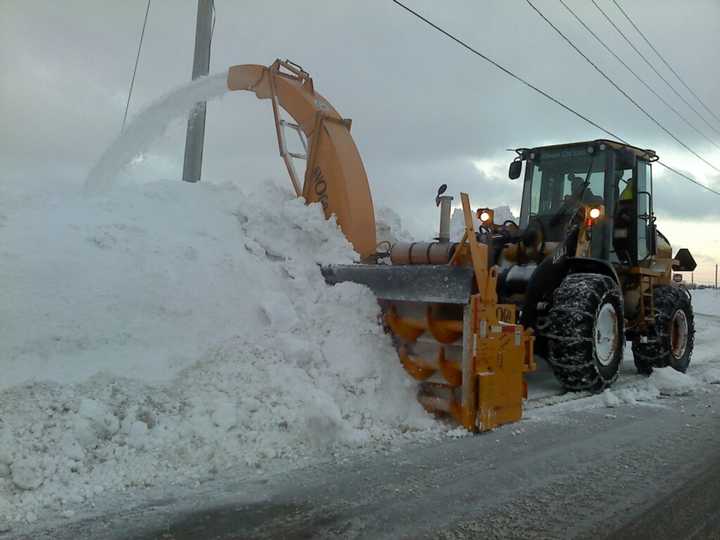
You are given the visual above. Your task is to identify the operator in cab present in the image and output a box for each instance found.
[620,175,634,200]
[567,174,603,205]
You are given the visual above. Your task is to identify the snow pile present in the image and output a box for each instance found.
[491,205,516,225]
[450,208,479,241]
[0,180,438,525]
[528,365,709,421]
[648,366,699,395]
[449,205,517,241]
[600,368,701,407]
[375,206,413,244]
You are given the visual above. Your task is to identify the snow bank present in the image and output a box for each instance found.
[648,366,699,395]
[526,365,711,422]
[449,205,517,241]
[0,180,438,525]
[690,288,720,316]
[603,367,701,405]
[375,206,413,244]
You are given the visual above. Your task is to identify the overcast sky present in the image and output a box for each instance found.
[2,1,720,280]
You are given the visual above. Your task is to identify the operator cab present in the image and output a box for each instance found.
[511,140,657,266]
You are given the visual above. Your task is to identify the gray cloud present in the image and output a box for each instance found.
[2,0,720,241]
[654,165,720,221]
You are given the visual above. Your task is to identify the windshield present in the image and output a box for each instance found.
[528,147,607,219]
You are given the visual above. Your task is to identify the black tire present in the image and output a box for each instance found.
[546,273,624,391]
[632,286,694,374]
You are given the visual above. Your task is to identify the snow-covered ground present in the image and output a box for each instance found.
[525,288,720,420]
[688,287,720,316]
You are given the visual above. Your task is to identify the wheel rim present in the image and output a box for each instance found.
[595,303,619,367]
[670,309,689,360]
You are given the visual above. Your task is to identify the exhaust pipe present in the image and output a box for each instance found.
[437,195,453,243]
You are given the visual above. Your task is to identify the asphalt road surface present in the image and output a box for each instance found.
[17,383,720,540]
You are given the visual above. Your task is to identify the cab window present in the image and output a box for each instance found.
[636,160,652,260]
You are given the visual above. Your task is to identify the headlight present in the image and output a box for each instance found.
[476,208,494,225]
[589,207,601,219]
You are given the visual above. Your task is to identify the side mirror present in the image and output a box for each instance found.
[674,248,697,272]
[435,183,448,206]
[509,160,522,180]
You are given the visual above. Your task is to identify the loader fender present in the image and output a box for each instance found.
[519,255,569,328]
[567,257,620,285]
[518,257,618,328]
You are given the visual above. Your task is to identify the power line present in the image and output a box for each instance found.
[121,0,151,133]
[210,0,216,41]
[525,0,720,175]
[557,0,720,153]
[389,1,624,141]
[612,0,720,130]
[591,0,720,141]
[389,0,720,197]
[656,159,720,197]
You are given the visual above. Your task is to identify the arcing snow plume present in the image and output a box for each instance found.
[85,72,229,192]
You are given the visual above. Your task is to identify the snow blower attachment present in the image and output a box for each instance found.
[324,193,536,432]
[225,60,535,431]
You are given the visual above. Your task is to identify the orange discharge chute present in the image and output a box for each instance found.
[226,60,377,259]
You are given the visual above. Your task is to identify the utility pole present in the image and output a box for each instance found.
[182,0,213,183]
[715,264,718,289]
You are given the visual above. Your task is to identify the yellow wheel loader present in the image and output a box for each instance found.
[500,142,697,385]
[226,60,696,432]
